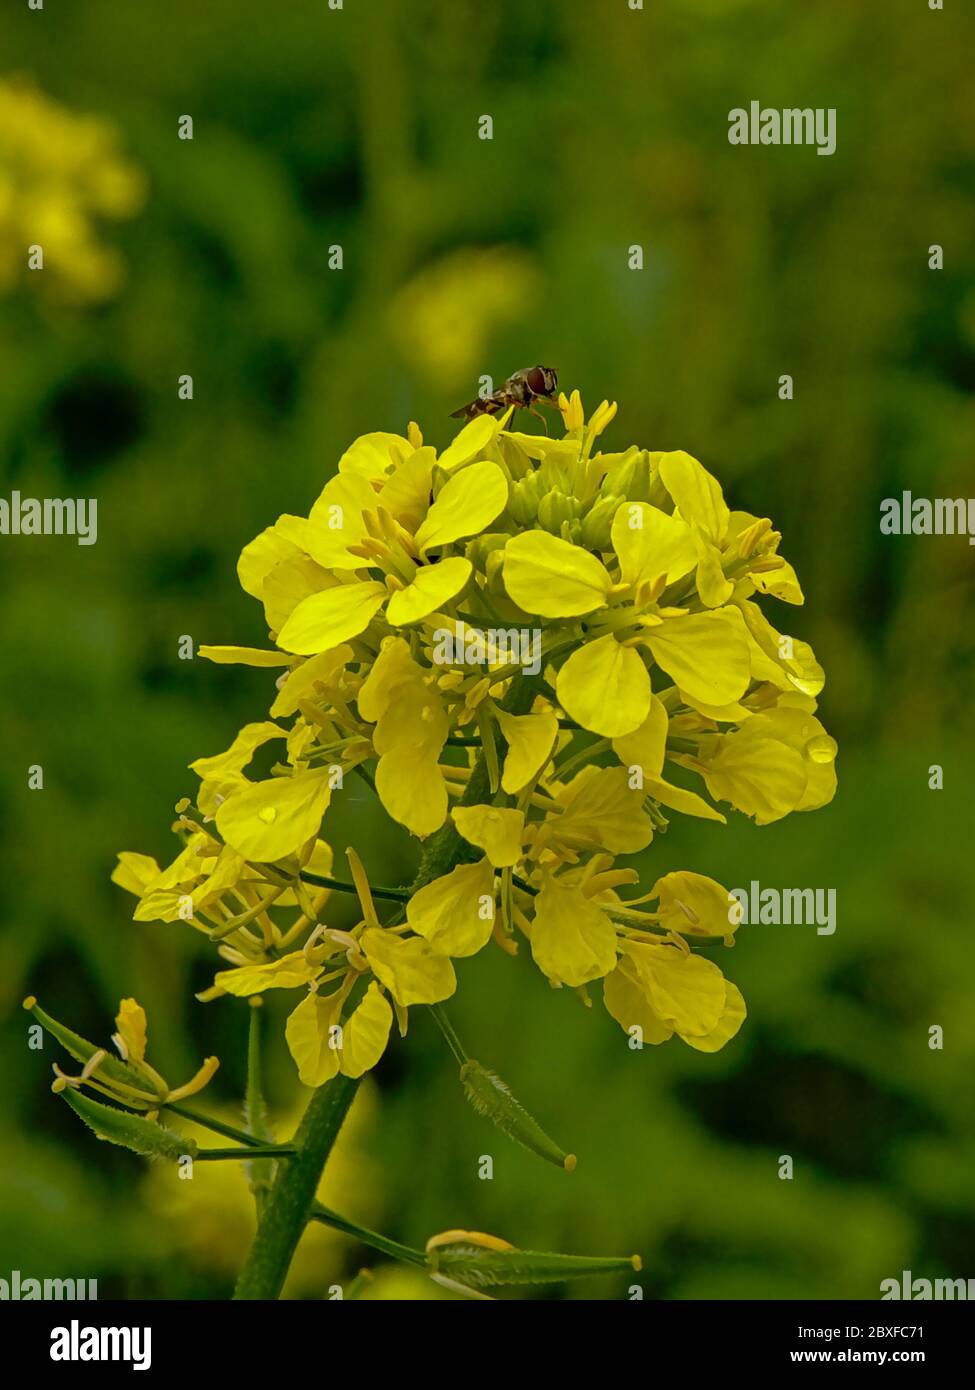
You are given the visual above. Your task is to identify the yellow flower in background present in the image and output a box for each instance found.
[110,389,837,1082]
[0,77,145,303]
[143,1089,381,1296]
[389,246,541,389]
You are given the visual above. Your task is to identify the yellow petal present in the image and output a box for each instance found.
[270,645,353,718]
[643,774,726,822]
[407,858,497,956]
[682,981,746,1052]
[112,852,161,897]
[215,952,321,997]
[360,928,456,1006]
[752,558,804,605]
[556,635,651,737]
[357,636,420,723]
[710,707,837,816]
[603,956,674,1045]
[551,765,653,854]
[285,990,342,1087]
[387,557,472,625]
[643,607,750,707]
[237,525,302,601]
[338,431,412,480]
[452,806,525,869]
[376,747,449,837]
[611,502,697,588]
[503,531,612,617]
[635,943,727,1038]
[114,998,147,1063]
[693,529,734,608]
[305,472,379,569]
[438,414,501,472]
[190,721,287,817]
[261,550,337,634]
[657,450,729,543]
[650,870,737,937]
[737,599,825,697]
[377,446,435,528]
[530,879,617,987]
[495,708,558,793]
[612,694,669,779]
[340,983,393,1077]
[276,581,386,655]
[701,734,808,825]
[198,646,294,668]
[215,768,333,862]
[414,461,508,552]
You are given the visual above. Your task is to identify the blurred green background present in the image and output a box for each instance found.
[2,0,973,1300]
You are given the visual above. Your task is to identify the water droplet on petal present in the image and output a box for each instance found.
[805,734,837,764]
[259,806,277,824]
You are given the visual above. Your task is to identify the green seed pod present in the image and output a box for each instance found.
[427,1240,641,1289]
[24,997,149,1095]
[580,493,622,550]
[59,1087,196,1162]
[460,1059,575,1170]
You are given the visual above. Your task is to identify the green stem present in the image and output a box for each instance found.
[164,1102,265,1147]
[310,1202,427,1267]
[244,1004,274,1214]
[430,1004,469,1066]
[301,871,409,903]
[197,1145,296,1161]
[234,1074,359,1300]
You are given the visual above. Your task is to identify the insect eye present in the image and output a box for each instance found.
[525,366,547,394]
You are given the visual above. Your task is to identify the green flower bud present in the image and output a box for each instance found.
[466,531,511,573]
[580,493,623,550]
[509,474,542,526]
[537,488,578,534]
[603,447,651,503]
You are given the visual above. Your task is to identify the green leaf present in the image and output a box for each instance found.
[460,1059,575,1171]
[59,1088,196,1162]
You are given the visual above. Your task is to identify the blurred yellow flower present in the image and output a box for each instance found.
[143,1088,380,1297]
[0,76,145,303]
[389,246,541,388]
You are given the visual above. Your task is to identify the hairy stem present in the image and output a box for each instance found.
[233,1073,359,1300]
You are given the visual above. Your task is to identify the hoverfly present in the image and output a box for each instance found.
[451,365,559,429]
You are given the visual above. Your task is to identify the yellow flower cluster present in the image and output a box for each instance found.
[0,77,145,302]
[114,392,837,1080]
